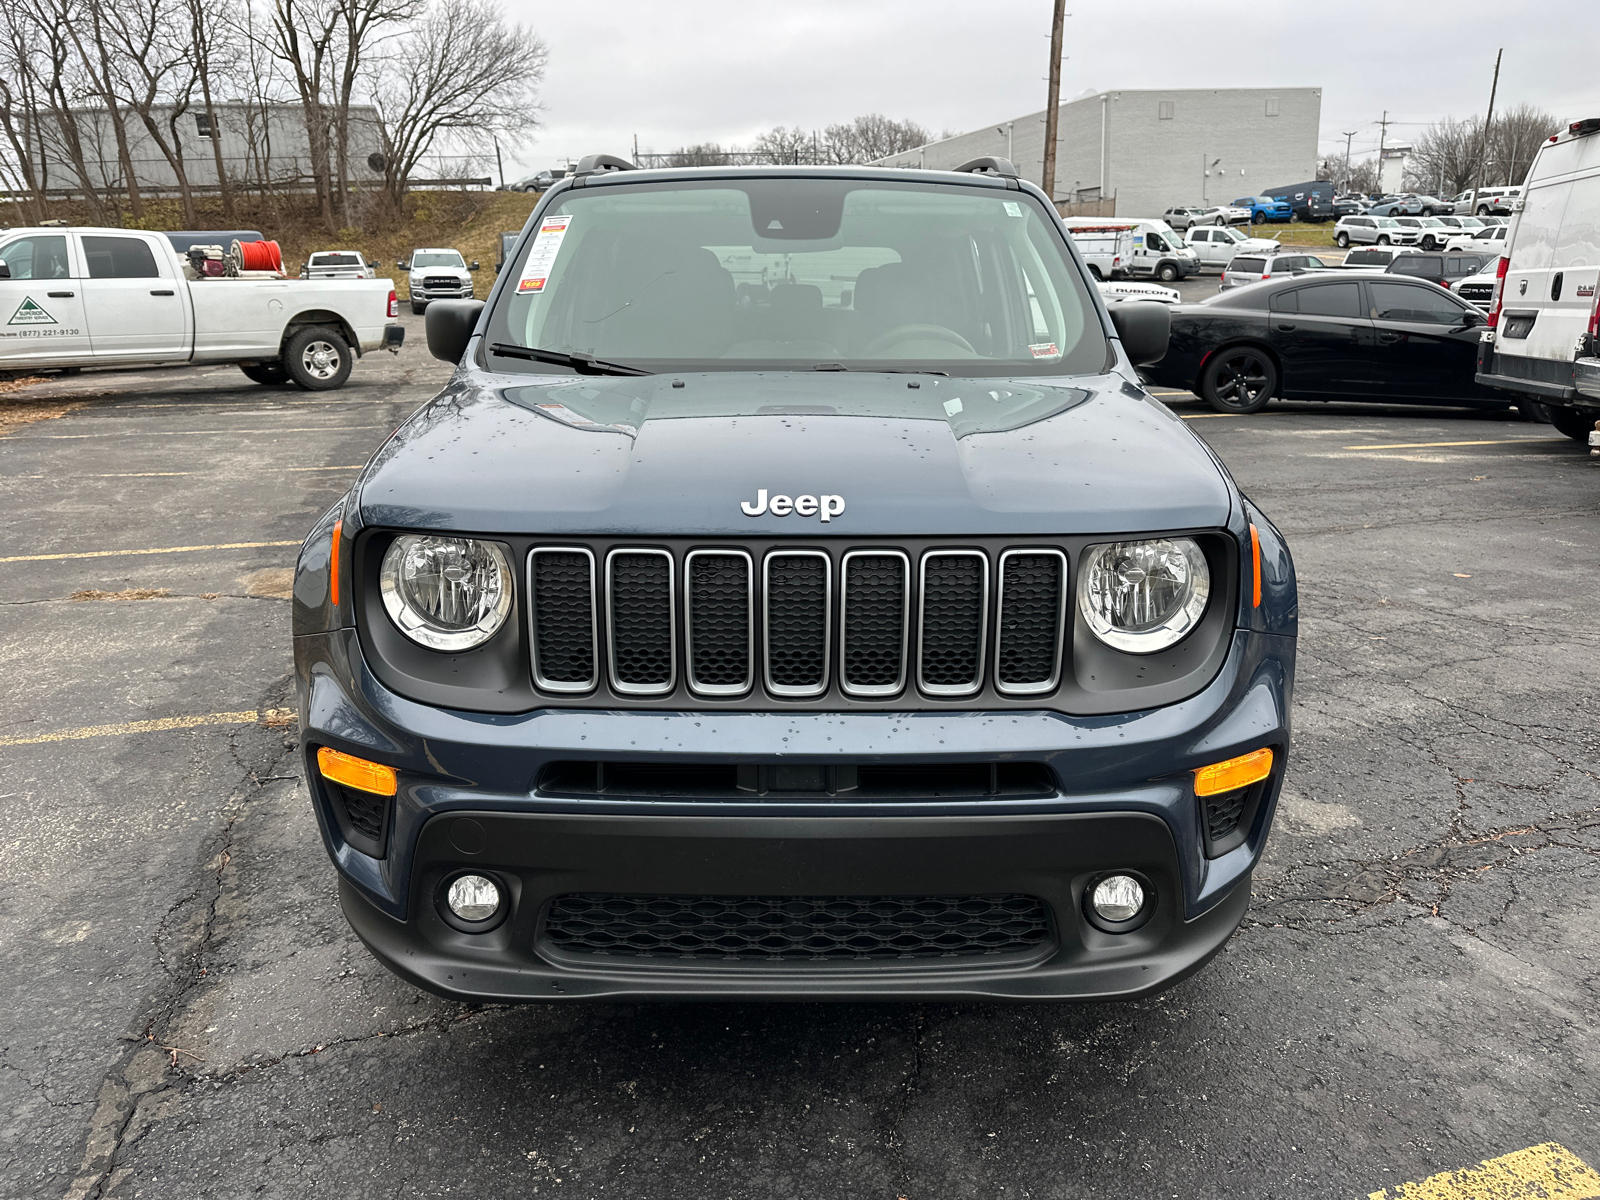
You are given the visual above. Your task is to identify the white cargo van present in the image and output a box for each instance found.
[1475,117,1600,443]
[1059,218,1199,281]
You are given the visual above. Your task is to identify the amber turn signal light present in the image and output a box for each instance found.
[1193,748,1273,797]
[317,746,397,796]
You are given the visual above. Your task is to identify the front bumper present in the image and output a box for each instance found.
[298,625,1294,1001]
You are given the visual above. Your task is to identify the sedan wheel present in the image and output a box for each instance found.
[1200,347,1277,415]
[1335,232,1350,248]
[1377,235,1391,245]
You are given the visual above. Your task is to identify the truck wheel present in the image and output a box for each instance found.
[1516,399,1553,423]
[283,325,353,391]
[240,362,290,386]
[411,300,425,315]
[1548,405,1599,443]
[1157,263,1179,282]
[1199,347,1276,414]
[1335,232,1350,248]
[1088,265,1104,281]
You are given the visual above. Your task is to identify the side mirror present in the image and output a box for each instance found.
[1107,300,1171,366]
[469,261,480,271]
[398,260,408,270]
[368,261,380,269]
[425,299,485,364]
[0,259,10,280]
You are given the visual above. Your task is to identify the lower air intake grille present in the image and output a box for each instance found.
[608,551,673,691]
[1205,788,1249,843]
[765,553,829,695]
[530,550,595,689]
[542,893,1052,961]
[919,552,986,693]
[996,551,1065,692]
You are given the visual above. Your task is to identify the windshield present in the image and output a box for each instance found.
[484,177,1107,377]
[1219,228,1248,244]
[413,251,464,268]
[1376,218,1400,227]
[1419,218,1447,227]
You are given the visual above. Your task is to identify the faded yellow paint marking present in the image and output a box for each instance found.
[1,424,386,440]
[1368,1142,1600,1200]
[5,466,364,479]
[0,708,296,747]
[1344,438,1568,450]
[1180,412,1242,419]
[0,540,299,564]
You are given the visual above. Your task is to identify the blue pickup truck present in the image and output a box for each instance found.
[1231,194,1294,223]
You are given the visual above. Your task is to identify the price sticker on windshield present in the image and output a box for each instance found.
[517,214,573,294]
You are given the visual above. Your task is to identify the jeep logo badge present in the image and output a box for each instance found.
[740,489,846,521]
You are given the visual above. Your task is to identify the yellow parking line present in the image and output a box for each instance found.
[1,425,387,440]
[4,466,364,480]
[1181,413,1240,419]
[1368,1142,1600,1199]
[0,708,296,747]
[0,540,300,564]
[1344,439,1568,450]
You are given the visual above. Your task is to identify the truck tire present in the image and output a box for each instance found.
[1199,347,1276,415]
[411,300,425,315]
[240,362,290,386]
[283,325,353,391]
[1516,399,1553,423]
[1548,405,1599,443]
[1157,262,1179,282]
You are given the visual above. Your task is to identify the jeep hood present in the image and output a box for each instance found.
[355,371,1233,536]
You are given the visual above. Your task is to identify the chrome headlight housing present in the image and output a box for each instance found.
[1077,537,1210,654]
[379,535,513,651]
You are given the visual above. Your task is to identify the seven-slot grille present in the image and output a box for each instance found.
[527,546,1067,701]
[422,275,464,290]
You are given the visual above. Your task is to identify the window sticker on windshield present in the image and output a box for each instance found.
[517,215,572,294]
[1029,342,1061,359]
[943,397,963,416]
[1003,201,1023,217]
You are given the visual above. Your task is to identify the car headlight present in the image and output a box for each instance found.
[379,535,513,651]
[1077,538,1210,654]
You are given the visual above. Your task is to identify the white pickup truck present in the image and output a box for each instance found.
[0,226,403,390]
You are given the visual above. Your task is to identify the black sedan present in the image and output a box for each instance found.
[1141,274,1512,415]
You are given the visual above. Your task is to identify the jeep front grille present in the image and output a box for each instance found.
[526,543,1073,702]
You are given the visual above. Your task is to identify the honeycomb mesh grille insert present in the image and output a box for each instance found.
[531,551,595,685]
[920,555,985,688]
[842,554,906,691]
[609,553,673,687]
[766,555,828,691]
[543,893,1052,961]
[1205,788,1249,843]
[341,789,385,841]
[687,554,750,689]
[996,553,1063,687]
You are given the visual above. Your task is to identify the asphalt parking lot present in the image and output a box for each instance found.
[2,314,1597,1199]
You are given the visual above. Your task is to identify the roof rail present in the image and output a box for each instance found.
[952,156,1018,178]
[572,154,638,178]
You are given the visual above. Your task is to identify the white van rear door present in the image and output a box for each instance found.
[77,232,190,361]
[1497,136,1600,363]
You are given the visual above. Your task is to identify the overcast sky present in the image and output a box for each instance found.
[497,0,1600,180]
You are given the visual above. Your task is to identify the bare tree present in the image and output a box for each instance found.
[189,0,236,218]
[370,0,545,209]
[271,0,342,228]
[1408,116,1480,196]
[753,126,816,165]
[1487,103,1562,186]
[820,114,930,164]
[332,0,419,227]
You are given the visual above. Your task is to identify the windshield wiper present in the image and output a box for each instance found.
[488,343,653,376]
[811,363,950,376]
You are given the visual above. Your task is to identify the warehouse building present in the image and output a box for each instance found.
[875,87,1322,217]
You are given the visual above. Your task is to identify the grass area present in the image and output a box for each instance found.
[0,189,543,301]
[1242,220,1339,248]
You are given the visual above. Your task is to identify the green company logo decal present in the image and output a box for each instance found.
[9,297,57,325]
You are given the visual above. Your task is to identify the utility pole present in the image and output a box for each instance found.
[1341,130,1357,193]
[493,139,504,189]
[1375,109,1392,192]
[1469,49,1503,216]
[1040,0,1068,203]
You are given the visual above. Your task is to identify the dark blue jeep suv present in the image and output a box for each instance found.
[293,156,1297,1002]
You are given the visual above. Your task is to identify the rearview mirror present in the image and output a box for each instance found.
[1107,301,1171,366]
[425,299,485,365]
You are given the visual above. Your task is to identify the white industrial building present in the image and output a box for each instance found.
[875,87,1322,217]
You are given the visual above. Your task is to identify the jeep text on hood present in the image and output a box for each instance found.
[294,162,1298,1004]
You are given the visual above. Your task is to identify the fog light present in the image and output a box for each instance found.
[446,874,501,922]
[1091,875,1146,923]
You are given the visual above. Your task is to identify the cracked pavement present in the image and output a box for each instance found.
[1,320,1597,1198]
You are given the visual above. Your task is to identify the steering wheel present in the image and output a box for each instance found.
[861,323,977,357]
